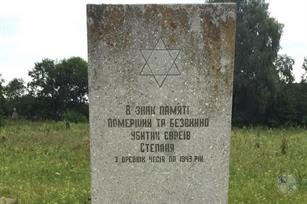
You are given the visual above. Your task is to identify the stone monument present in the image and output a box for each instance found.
[11,108,18,120]
[87,4,236,204]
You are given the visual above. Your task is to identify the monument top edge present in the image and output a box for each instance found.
[86,3,236,6]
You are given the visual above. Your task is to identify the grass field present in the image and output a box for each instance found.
[0,121,307,203]
[0,121,90,204]
[229,128,307,204]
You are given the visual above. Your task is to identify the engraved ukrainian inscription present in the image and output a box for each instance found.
[107,105,209,163]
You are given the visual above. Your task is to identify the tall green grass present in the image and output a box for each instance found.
[1,121,307,203]
[0,121,90,203]
[229,127,307,204]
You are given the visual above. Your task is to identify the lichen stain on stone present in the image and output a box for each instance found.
[143,5,190,33]
[168,34,177,45]
[87,5,129,48]
[163,7,178,29]
[223,20,236,88]
[200,4,236,108]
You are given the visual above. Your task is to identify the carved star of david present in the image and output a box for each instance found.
[139,38,181,88]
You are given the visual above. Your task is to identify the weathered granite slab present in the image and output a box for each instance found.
[87,4,236,204]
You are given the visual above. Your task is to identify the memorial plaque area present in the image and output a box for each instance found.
[87,4,236,204]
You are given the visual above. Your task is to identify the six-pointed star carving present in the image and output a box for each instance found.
[140,39,181,88]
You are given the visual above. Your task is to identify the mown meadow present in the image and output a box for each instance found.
[0,121,307,203]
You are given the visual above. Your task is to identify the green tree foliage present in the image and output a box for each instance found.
[294,83,307,126]
[266,56,307,127]
[296,58,307,126]
[54,57,88,105]
[268,84,297,126]
[28,59,57,98]
[54,57,88,119]
[209,0,283,125]
[2,78,38,120]
[301,57,307,83]
[2,78,26,118]
[27,57,88,120]
[266,55,296,126]
[4,78,26,101]
[0,74,6,117]
[275,55,295,84]
[15,95,37,120]
[0,74,4,91]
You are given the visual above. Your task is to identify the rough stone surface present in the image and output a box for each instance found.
[87,4,236,204]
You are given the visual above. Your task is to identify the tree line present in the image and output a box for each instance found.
[0,0,307,126]
[0,57,88,122]
[208,0,307,126]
